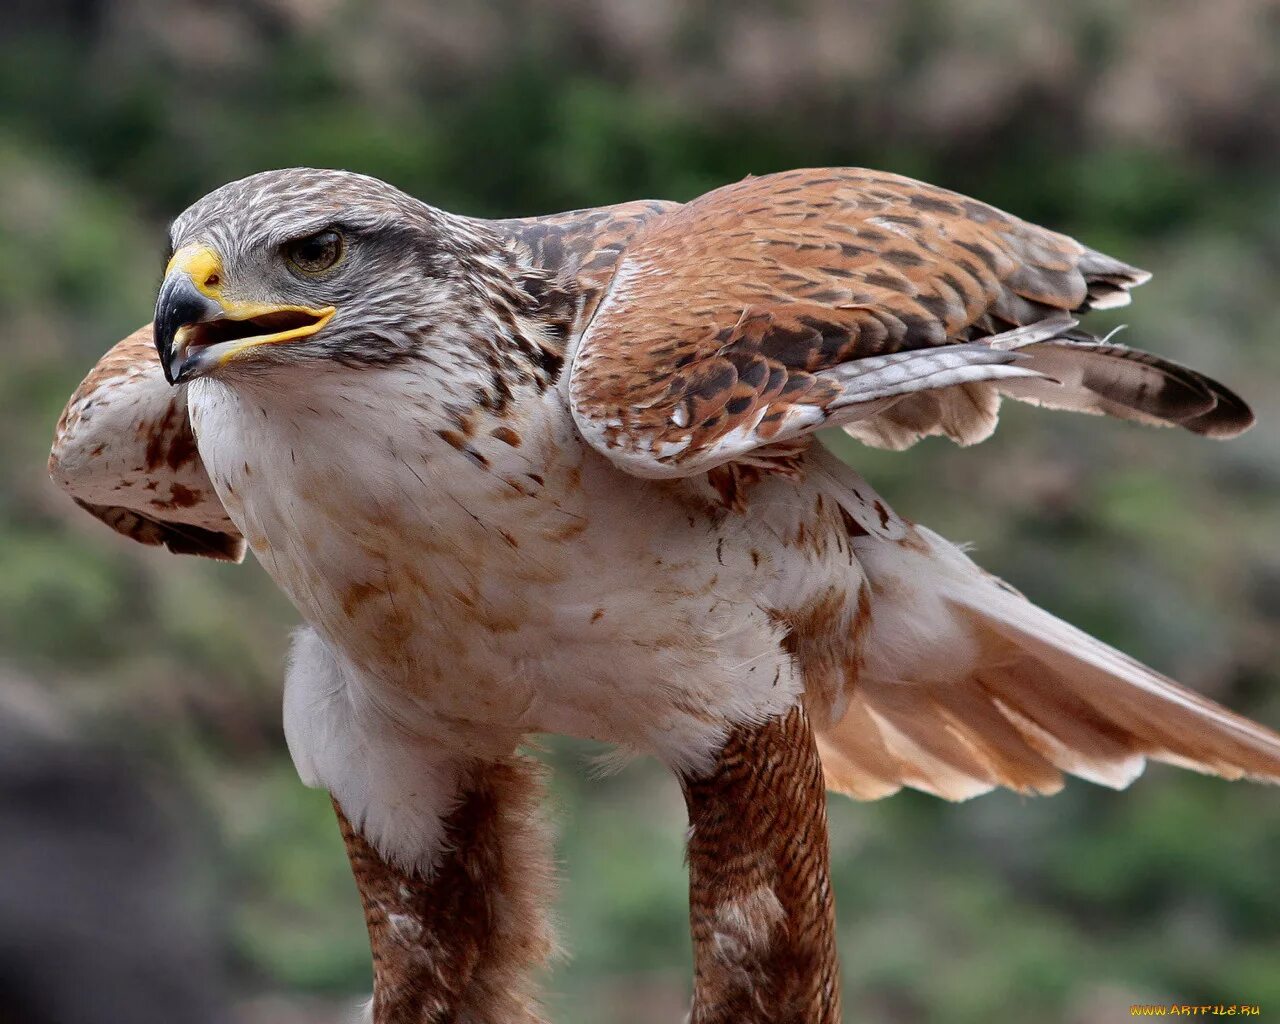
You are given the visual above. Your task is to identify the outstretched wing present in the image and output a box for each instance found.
[49,326,244,561]
[568,168,1252,477]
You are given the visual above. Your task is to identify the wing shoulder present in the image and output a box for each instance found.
[50,326,244,561]
[495,199,682,347]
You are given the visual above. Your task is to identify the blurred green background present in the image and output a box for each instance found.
[2,2,1279,1022]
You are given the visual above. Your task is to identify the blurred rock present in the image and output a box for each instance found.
[0,673,230,1024]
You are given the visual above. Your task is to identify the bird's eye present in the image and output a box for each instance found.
[285,229,344,275]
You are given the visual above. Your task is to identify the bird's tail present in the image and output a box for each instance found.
[811,504,1280,802]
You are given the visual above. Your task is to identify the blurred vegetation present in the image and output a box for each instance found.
[2,2,1278,1021]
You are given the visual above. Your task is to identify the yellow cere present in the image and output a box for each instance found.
[166,243,225,301]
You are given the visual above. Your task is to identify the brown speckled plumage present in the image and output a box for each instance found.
[335,756,556,1024]
[498,199,678,346]
[682,706,838,1024]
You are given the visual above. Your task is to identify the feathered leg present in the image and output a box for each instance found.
[334,755,556,1024]
[682,706,841,1024]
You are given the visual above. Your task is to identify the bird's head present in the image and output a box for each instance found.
[154,168,503,385]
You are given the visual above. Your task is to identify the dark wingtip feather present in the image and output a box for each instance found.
[159,522,248,561]
[1179,380,1255,438]
[1058,249,1252,438]
[1010,338,1256,440]
[72,498,247,562]
[1077,248,1151,311]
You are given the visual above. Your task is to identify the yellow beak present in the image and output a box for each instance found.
[155,244,335,384]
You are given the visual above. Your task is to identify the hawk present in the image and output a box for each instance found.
[52,167,1280,1023]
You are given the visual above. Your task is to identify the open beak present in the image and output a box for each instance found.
[154,244,335,385]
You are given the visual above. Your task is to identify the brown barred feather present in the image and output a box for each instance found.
[497,199,679,345]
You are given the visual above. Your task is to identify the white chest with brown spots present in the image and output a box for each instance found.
[188,364,870,792]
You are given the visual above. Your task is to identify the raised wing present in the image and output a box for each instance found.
[568,168,1252,477]
[49,326,244,561]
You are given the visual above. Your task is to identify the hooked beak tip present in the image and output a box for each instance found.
[154,272,223,386]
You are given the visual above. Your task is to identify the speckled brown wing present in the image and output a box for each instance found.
[568,168,1252,477]
[496,198,680,347]
[49,326,244,561]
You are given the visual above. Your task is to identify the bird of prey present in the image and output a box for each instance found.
[52,167,1280,1024]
